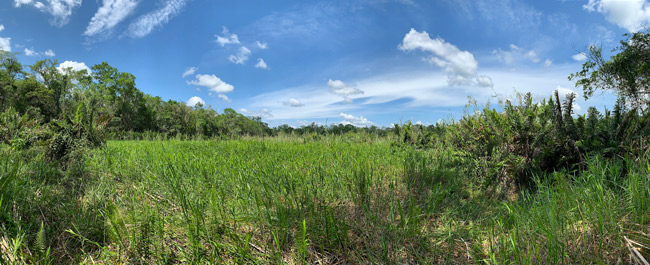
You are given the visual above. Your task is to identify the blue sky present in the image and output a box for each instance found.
[0,0,646,127]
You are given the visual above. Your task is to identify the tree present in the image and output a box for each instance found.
[570,31,650,109]
[0,52,22,111]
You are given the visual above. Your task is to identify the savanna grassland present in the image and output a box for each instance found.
[2,30,650,265]
[2,135,650,264]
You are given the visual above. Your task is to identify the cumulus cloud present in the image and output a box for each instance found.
[283,98,304,107]
[327,79,363,103]
[339,113,374,127]
[14,0,83,26]
[215,27,240,46]
[0,25,4,32]
[584,0,650,32]
[186,96,205,107]
[254,58,269,69]
[228,46,251,64]
[182,66,197,78]
[85,0,139,37]
[572,52,588,61]
[127,0,188,38]
[187,74,234,93]
[56,60,90,74]
[400,28,492,88]
[0,37,10,52]
[44,49,55,57]
[218,94,231,103]
[24,48,38,56]
[239,108,273,118]
[476,75,494,88]
[256,41,268,49]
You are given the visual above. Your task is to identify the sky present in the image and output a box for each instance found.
[0,0,646,127]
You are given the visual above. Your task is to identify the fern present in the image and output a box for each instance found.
[36,221,46,254]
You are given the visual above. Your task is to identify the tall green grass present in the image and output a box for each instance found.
[2,137,649,263]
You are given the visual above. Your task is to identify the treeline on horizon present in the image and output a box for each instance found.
[2,31,650,159]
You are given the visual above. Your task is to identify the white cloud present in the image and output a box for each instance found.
[182,66,197,78]
[254,58,269,69]
[127,0,188,38]
[544,59,552,67]
[187,74,234,93]
[56,60,90,74]
[493,44,543,65]
[44,49,55,57]
[572,52,588,61]
[256,41,268,49]
[584,0,650,32]
[243,63,601,122]
[84,0,138,37]
[24,48,38,56]
[399,28,493,88]
[476,75,494,88]
[327,79,364,103]
[14,0,83,26]
[14,0,34,7]
[0,37,11,52]
[228,46,251,64]
[399,28,479,86]
[0,25,4,32]
[239,108,273,118]
[283,98,304,107]
[186,96,205,107]
[215,27,240,46]
[339,113,374,127]
[218,94,231,103]
[524,50,540,63]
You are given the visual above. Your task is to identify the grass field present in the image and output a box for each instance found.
[2,137,650,264]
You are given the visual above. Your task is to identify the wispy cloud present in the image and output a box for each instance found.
[127,0,189,38]
[218,94,231,103]
[85,0,138,37]
[283,98,304,107]
[182,66,198,78]
[243,63,595,122]
[44,49,55,57]
[328,79,363,103]
[14,0,83,26]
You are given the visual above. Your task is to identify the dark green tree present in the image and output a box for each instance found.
[570,31,650,109]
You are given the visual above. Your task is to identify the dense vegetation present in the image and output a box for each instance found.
[0,32,649,264]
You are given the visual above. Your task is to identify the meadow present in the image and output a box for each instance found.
[2,134,649,264]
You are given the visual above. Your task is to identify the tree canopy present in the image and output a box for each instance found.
[570,31,650,109]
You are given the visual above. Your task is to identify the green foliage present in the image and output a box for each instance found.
[570,31,650,109]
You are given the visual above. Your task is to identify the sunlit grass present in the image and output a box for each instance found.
[2,137,649,264]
